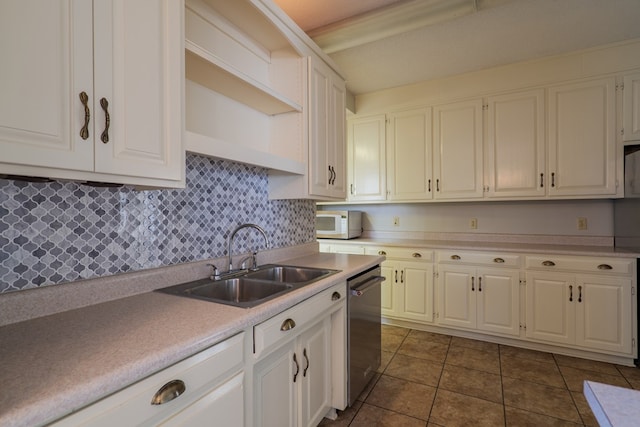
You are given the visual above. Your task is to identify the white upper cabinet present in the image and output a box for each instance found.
[433,99,484,200]
[386,108,433,201]
[308,57,347,199]
[486,90,546,198]
[347,115,387,201]
[547,77,617,197]
[623,72,640,142]
[0,0,184,187]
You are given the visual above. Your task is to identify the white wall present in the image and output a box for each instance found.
[325,200,614,237]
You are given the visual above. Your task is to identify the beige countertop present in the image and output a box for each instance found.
[0,252,382,427]
[319,236,640,258]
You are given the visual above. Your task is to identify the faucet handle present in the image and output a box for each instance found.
[206,263,220,280]
[250,251,259,271]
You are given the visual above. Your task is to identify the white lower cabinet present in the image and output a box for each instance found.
[318,242,365,254]
[526,270,633,355]
[51,332,245,427]
[253,282,347,427]
[365,247,434,323]
[437,260,520,337]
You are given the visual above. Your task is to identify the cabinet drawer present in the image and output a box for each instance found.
[438,250,521,267]
[525,255,634,275]
[52,332,245,426]
[364,246,433,261]
[254,282,346,358]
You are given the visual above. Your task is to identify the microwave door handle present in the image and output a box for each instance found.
[351,276,386,297]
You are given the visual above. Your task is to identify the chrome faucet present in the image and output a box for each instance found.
[227,224,270,272]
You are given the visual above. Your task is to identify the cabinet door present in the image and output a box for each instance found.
[0,0,94,171]
[486,90,545,198]
[433,99,484,200]
[623,72,640,142]
[348,115,387,201]
[159,373,244,427]
[525,272,575,345]
[438,265,476,329]
[380,262,395,315]
[299,318,332,427]
[254,343,297,427]
[548,78,617,196]
[575,275,632,354]
[328,72,347,198]
[93,0,183,181]
[476,268,520,336]
[387,108,433,200]
[309,58,331,197]
[396,261,434,322]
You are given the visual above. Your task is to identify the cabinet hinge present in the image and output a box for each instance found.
[520,279,526,286]
[482,104,489,110]
[621,128,625,136]
[519,323,526,330]
[617,83,624,91]
[632,287,636,296]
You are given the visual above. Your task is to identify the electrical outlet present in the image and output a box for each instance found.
[393,216,400,226]
[577,217,588,230]
[470,218,478,229]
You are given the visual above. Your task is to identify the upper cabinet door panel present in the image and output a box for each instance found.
[623,72,640,142]
[548,78,617,197]
[0,0,93,170]
[387,108,433,201]
[486,90,545,198]
[308,58,331,196]
[93,0,183,180]
[433,99,484,199]
[348,115,386,201]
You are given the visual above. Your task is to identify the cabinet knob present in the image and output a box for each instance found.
[412,252,422,258]
[331,291,341,301]
[597,264,613,270]
[493,257,505,263]
[378,250,387,256]
[151,380,186,405]
[451,255,461,260]
[280,318,296,331]
[542,260,556,267]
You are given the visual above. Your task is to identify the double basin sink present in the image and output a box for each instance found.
[157,265,339,308]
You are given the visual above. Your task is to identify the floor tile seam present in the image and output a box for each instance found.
[566,389,595,426]
[499,352,558,366]
[443,359,502,376]
[500,371,570,390]
[435,382,504,405]
[557,364,631,383]
[359,400,431,423]
[379,372,441,391]
[503,403,585,426]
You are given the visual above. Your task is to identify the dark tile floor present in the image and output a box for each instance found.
[320,325,640,426]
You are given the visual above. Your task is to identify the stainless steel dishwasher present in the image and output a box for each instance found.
[348,265,385,406]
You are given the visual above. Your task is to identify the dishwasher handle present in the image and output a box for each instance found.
[350,276,386,297]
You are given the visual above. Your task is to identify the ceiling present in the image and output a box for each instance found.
[273,0,640,95]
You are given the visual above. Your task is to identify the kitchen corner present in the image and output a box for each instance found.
[0,246,383,427]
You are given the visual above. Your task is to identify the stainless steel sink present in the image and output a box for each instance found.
[244,265,337,283]
[156,264,339,308]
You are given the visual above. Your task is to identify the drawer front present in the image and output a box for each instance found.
[438,250,521,267]
[254,282,346,358]
[364,246,433,261]
[525,255,634,275]
[52,332,245,426]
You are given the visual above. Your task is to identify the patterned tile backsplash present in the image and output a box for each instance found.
[0,154,316,293]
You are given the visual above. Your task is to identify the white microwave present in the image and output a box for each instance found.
[316,210,362,239]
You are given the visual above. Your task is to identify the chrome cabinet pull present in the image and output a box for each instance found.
[151,380,186,405]
[378,250,387,256]
[471,276,475,291]
[578,285,582,303]
[331,291,341,301]
[478,277,482,292]
[412,252,422,258]
[493,257,505,263]
[79,92,90,140]
[100,97,110,143]
[451,255,461,260]
[569,284,573,302]
[540,173,544,188]
[280,318,296,331]
[293,353,299,383]
[597,264,613,270]
[303,348,309,377]
[542,260,556,267]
